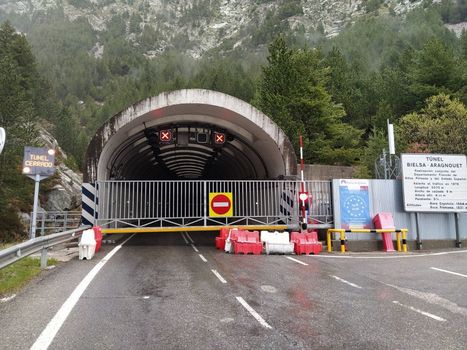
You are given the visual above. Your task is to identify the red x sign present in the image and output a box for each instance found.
[159,130,172,142]
[214,132,225,145]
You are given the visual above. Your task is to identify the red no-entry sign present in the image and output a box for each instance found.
[209,192,233,217]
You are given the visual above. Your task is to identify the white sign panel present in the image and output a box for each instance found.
[401,154,467,212]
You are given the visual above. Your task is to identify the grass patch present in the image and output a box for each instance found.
[0,257,58,296]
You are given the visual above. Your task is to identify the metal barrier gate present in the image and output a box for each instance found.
[93,180,333,230]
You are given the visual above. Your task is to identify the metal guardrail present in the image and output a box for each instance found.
[30,211,82,236]
[0,226,91,270]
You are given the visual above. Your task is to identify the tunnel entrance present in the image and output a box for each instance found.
[81,89,322,230]
[84,89,297,182]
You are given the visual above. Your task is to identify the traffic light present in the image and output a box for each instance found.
[213,132,226,145]
[159,129,173,143]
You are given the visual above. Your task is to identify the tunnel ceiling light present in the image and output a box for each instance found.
[163,154,208,162]
[138,145,151,153]
[165,158,206,166]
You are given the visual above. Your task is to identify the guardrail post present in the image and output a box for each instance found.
[40,247,48,269]
[64,211,68,231]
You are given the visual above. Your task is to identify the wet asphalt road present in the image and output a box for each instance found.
[1,232,467,349]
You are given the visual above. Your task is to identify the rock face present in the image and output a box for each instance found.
[0,0,428,58]
[38,127,82,212]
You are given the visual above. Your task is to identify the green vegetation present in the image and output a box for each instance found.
[0,257,58,296]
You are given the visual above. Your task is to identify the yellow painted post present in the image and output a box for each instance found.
[402,229,408,252]
[340,230,346,253]
[396,232,402,252]
[327,229,332,252]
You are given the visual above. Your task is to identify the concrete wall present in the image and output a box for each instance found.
[332,179,467,244]
[302,164,354,180]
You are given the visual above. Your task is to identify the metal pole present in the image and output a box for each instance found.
[203,181,207,226]
[31,174,41,239]
[299,135,307,231]
[415,212,422,250]
[455,212,461,248]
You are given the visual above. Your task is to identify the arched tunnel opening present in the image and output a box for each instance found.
[82,90,300,230]
[85,90,297,182]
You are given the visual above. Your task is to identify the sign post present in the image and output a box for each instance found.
[22,147,56,239]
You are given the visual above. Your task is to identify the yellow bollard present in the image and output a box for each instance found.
[402,229,408,252]
[396,232,402,252]
[340,230,346,253]
[327,229,332,252]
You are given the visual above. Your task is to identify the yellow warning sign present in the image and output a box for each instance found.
[209,192,233,217]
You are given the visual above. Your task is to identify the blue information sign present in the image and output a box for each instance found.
[339,179,371,229]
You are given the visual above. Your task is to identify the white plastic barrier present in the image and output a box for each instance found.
[261,231,294,255]
[224,228,238,253]
[79,229,96,260]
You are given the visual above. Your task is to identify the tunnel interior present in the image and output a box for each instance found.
[109,121,269,180]
[85,90,297,182]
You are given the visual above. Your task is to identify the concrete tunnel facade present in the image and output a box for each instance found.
[84,89,297,182]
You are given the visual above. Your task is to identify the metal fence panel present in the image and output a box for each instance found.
[93,180,333,229]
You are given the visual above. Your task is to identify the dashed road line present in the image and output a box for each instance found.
[191,244,199,253]
[392,300,447,322]
[285,256,308,266]
[30,234,136,350]
[431,267,467,279]
[198,254,207,262]
[0,294,16,303]
[185,232,195,244]
[180,232,189,244]
[236,297,272,329]
[211,269,227,284]
[330,275,363,289]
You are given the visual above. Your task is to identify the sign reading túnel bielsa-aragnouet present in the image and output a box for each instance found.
[401,154,467,212]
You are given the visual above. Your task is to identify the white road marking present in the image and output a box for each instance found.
[306,250,467,259]
[143,296,150,300]
[198,254,207,262]
[185,232,195,244]
[285,256,308,266]
[431,267,467,279]
[211,269,227,283]
[392,301,447,322]
[0,294,16,303]
[180,232,189,244]
[191,244,199,253]
[383,283,467,317]
[330,275,363,289]
[236,297,272,329]
[30,234,136,350]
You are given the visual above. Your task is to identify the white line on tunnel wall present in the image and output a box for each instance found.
[30,234,136,350]
[211,269,227,283]
[236,297,272,329]
[392,301,447,322]
[330,275,363,289]
[431,267,467,279]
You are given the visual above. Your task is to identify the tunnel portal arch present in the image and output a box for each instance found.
[84,89,297,182]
